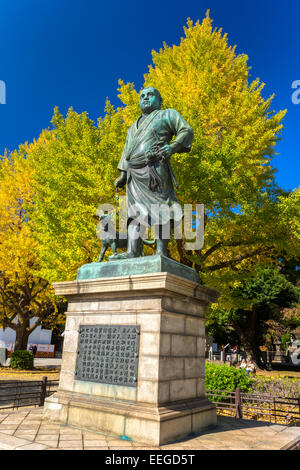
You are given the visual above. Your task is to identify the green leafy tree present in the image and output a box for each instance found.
[206,265,300,366]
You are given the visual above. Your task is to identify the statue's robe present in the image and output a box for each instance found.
[118,108,193,229]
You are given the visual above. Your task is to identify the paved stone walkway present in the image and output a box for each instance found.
[0,408,299,450]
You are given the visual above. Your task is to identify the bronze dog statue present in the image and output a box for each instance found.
[95,211,155,262]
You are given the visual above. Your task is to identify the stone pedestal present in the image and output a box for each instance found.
[44,270,219,446]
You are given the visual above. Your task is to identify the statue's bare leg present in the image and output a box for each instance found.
[156,238,168,257]
[97,246,107,262]
[109,221,142,259]
[111,241,117,256]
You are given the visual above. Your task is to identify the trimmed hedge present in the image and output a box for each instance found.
[10,350,34,370]
[205,363,253,401]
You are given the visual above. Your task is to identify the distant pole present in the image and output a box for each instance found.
[221,349,225,363]
[40,376,48,407]
[235,387,243,419]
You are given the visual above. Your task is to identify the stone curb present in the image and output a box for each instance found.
[280,435,300,450]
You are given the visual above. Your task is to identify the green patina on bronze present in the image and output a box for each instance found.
[76,254,200,284]
[113,87,193,259]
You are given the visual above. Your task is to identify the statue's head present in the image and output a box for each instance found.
[139,87,162,114]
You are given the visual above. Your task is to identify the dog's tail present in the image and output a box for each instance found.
[142,238,156,246]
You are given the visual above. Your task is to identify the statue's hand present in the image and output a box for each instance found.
[114,172,127,189]
[145,148,157,164]
[158,144,172,160]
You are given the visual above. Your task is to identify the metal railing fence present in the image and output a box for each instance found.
[206,387,300,425]
[0,379,298,426]
[0,377,59,410]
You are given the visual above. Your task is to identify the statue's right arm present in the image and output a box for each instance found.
[114,170,127,188]
[116,128,131,187]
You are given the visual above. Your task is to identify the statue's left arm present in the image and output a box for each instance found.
[166,109,193,155]
[157,109,193,160]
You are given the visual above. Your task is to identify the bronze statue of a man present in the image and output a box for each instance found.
[113,87,193,259]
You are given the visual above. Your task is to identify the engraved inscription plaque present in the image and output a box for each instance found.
[75,325,140,387]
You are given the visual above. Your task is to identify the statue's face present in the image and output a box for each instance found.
[139,88,161,114]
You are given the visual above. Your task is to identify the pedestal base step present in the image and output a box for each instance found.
[44,392,217,446]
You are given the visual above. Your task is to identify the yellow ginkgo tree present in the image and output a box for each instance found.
[29,13,299,289]
[118,12,294,279]
[1,12,299,357]
[0,147,63,350]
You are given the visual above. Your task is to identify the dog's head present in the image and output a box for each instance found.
[94,211,115,234]
[99,213,111,224]
[94,210,114,221]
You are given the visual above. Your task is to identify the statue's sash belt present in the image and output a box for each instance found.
[127,157,162,192]
[127,159,148,169]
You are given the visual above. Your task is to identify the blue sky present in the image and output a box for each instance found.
[0,0,299,191]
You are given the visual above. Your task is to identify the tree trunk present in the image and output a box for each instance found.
[14,318,30,351]
[234,308,264,369]
[239,336,260,366]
